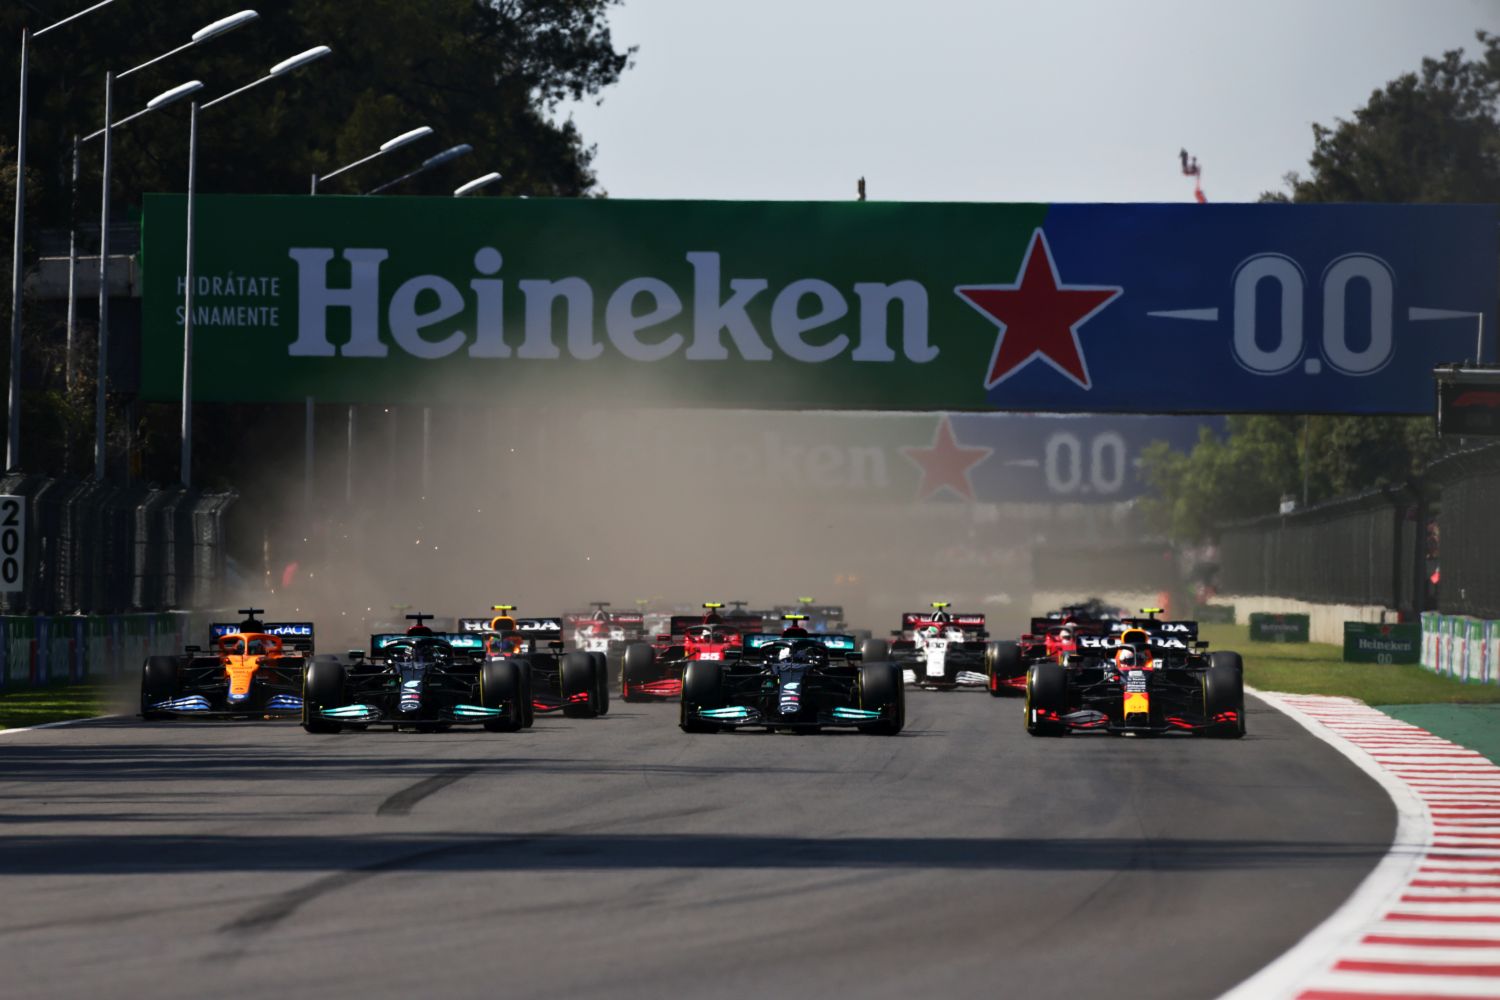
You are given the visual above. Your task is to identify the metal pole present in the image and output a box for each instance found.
[1301,415,1311,508]
[304,396,314,513]
[421,407,431,497]
[93,70,114,481]
[178,99,198,486]
[1478,314,1486,366]
[345,405,355,503]
[8,28,30,472]
[65,134,79,390]
[310,173,317,195]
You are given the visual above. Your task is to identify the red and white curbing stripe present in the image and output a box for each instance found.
[1224,691,1500,1000]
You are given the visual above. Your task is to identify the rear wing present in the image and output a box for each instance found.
[456,618,493,633]
[565,613,646,630]
[1026,617,1112,637]
[1110,619,1199,642]
[743,633,859,654]
[1077,633,1197,654]
[901,612,986,633]
[210,621,315,653]
[369,632,488,657]
[667,614,761,637]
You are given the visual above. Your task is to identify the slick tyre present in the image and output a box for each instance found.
[861,638,891,664]
[1026,663,1067,737]
[1202,662,1246,738]
[1209,650,1245,675]
[986,640,1022,698]
[302,660,346,734]
[622,642,656,702]
[587,651,611,716]
[679,661,725,733]
[481,659,525,732]
[858,662,905,736]
[560,652,600,718]
[517,660,535,728]
[139,656,179,720]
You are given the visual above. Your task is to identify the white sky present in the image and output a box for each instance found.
[566,0,1499,203]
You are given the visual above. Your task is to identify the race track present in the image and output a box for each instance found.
[0,690,1392,999]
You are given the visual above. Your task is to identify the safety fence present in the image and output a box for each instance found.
[0,474,236,615]
[1426,444,1500,621]
[1216,488,1417,610]
[1420,612,1499,684]
[0,611,211,689]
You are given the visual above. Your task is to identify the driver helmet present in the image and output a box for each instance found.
[1057,628,1074,645]
[1117,646,1140,668]
[388,644,416,667]
[923,624,941,638]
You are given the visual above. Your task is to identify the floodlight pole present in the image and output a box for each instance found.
[65,135,79,391]
[179,99,199,488]
[93,70,114,480]
[7,28,28,471]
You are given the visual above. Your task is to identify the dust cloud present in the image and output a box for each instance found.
[222,401,1081,650]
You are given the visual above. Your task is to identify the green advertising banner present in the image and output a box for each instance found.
[1249,612,1310,643]
[1343,621,1421,664]
[138,195,1499,410]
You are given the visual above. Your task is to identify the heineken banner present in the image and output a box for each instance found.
[1343,621,1420,664]
[1249,612,1310,643]
[575,410,1216,503]
[140,195,1497,410]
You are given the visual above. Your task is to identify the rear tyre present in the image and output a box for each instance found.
[139,656,180,720]
[857,662,905,735]
[1025,663,1067,736]
[481,659,525,732]
[560,652,599,718]
[622,642,656,702]
[985,640,1022,698]
[587,651,610,716]
[1202,662,1246,738]
[679,660,724,733]
[517,660,535,728]
[302,660,346,734]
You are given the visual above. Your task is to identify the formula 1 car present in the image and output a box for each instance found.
[566,602,647,672]
[770,599,847,633]
[459,607,609,718]
[982,607,1120,698]
[140,609,315,719]
[679,628,904,735]
[862,603,990,689]
[1024,613,1245,737]
[621,602,761,701]
[300,614,530,733]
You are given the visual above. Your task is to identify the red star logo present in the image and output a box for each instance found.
[955,229,1122,390]
[901,416,992,501]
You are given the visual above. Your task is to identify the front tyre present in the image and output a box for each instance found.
[680,660,725,733]
[561,652,600,718]
[139,656,180,719]
[481,659,525,732]
[857,662,905,735]
[1025,663,1067,736]
[587,651,610,716]
[622,642,656,701]
[302,660,346,734]
[985,640,1022,698]
[1202,662,1246,738]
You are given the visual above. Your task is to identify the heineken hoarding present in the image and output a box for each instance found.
[1248,612,1310,643]
[1343,621,1420,664]
[140,195,1497,410]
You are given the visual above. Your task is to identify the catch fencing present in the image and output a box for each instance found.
[0,475,236,616]
[1216,488,1418,611]
[0,612,209,689]
[1215,441,1500,621]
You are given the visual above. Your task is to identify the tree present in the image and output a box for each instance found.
[0,1,633,479]
[1143,32,1498,540]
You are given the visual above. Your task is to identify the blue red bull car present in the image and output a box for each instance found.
[1023,612,1245,737]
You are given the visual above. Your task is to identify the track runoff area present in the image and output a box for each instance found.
[12,654,1474,999]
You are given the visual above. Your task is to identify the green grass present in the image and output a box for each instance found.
[0,682,114,730]
[1201,624,1500,706]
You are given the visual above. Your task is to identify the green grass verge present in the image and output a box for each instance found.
[1201,624,1500,706]
[0,682,113,730]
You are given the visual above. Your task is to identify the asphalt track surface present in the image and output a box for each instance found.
[0,690,1393,1000]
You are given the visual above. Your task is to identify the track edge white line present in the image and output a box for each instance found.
[1216,689,1432,1000]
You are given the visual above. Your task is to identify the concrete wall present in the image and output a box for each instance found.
[1208,596,1396,645]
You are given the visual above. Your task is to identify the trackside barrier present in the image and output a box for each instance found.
[1419,613,1500,684]
[0,612,212,690]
